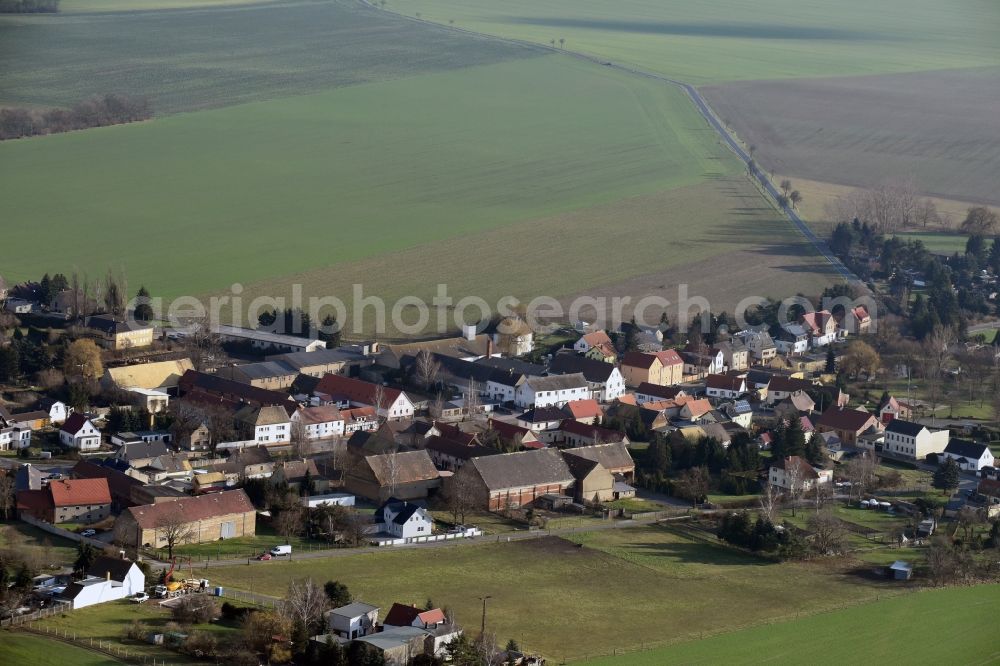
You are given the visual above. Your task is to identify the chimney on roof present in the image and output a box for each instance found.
[462,324,476,341]
[106,570,111,581]
[486,337,493,358]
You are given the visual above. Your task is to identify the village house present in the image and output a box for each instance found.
[800,310,840,347]
[326,602,380,640]
[102,359,195,394]
[883,419,949,461]
[179,370,296,409]
[112,439,170,468]
[60,556,145,610]
[314,374,415,421]
[764,376,819,405]
[877,394,911,425]
[486,418,540,450]
[738,330,777,362]
[548,352,626,402]
[36,398,70,425]
[86,315,154,350]
[563,399,603,425]
[236,404,292,445]
[774,324,810,356]
[0,423,31,452]
[17,477,112,524]
[424,434,499,471]
[375,498,435,540]
[216,361,300,390]
[514,407,566,443]
[838,305,871,335]
[449,448,576,512]
[815,406,881,446]
[723,400,754,428]
[712,338,750,372]
[514,373,589,409]
[563,452,616,504]
[633,383,686,405]
[117,489,256,549]
[704,373,747,400]
[292,405,345,440]
[60,413,101,450]
[559,420,629,448]
[940,439,995,472]
[773,391,817,420]
[178,422,212,451]
[573,329,616,360]
[620,350,683,388]
[377,331,492,370]
[561,441,635,482]
[769,456,832,492]
[345,450,440,503]
[214,324,325,353]
[71,460,144,513]
[680,348,725,380]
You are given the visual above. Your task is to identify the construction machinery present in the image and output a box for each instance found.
[154,557,209,598]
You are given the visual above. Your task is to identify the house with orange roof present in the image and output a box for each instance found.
[800,310,840,347]
[17,477,111,524]
[574,330,617,362]
[563,399,603,425]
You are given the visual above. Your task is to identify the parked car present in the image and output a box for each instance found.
[80,529,96,537]
[130,592,149,604]
[269,545,292,557]
[256,552,272,561]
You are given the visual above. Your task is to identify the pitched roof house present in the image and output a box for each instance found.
[345,450,440,503]
[60,413,101,451]
[940,439,995,472]
[449,448,575,512]
[117,489,256,549]
[548,353,625,402]
[815,406,880,445]
[18,477,112,524]
[314,375,414,421]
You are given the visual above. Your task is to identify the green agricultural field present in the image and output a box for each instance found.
[0,53,835,332]
[396,0,1000,84]
[60,0,268,12]
[0,0,536,112]
[0,521,79,568]
[206,525,897,661]
[0,632,122,666]
[581,584,1000,665]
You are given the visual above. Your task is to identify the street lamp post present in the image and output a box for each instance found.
[478,595,492,636]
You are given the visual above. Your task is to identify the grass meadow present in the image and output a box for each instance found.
[205,525,897,661]
[581,584,1000,665]
[394,0,1000,84]
[0,632,123,665]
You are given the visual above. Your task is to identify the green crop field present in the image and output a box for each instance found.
[0,0,536,112]
[60,0,268,12]
[395,0,1000,84]
[0,632,123,665]
[582,584,1000,665]
[205,525,897,661]
[895,231,973,256]
[0,53,835,331]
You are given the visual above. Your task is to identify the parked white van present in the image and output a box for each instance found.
[270,545,292,556]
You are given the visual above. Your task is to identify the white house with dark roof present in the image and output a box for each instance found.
[883,419,949,461]
[375,498,434,540]
[60,556,145,609]
[940,439,995,472]
[292,405,345,440]
[548,353,625,402]
[59,413,101,450]
[514,373,589,409]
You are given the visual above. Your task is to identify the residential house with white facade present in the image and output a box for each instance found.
[236,405,291,445]
[514,373,589,409]
[375,498,435,540]
[883,419,949,461]
[548,353,625,402]
[60,413,101,450]
[292,405,345,441]
[940,439,995,472]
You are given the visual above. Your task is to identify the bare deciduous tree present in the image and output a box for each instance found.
[155,514,194,559]
[282,578,329,635]
[414,349,441,390]
[445,472,478,525]
[758,482,781,524]
[807,511,847,555]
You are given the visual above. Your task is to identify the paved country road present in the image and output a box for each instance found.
[359,0,861,285]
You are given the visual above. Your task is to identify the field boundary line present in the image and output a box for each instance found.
[360,0,861,287]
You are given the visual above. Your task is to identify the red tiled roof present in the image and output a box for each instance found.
[654,349,683,366]
[48,478,111,507]
[564,399,603,420]
[314,375,404,407]
[816,406,877,433]
[581,330,613,348]
[620,352,657,369]
[124,489,254,529]
[16,489,52,513]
